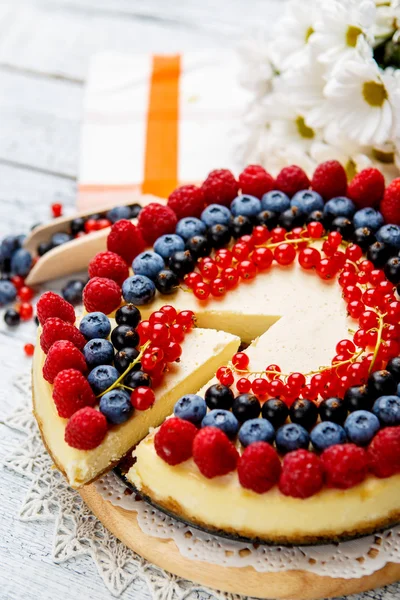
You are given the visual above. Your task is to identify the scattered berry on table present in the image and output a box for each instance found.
[79,312,111,340]
[88,365,120,395]
[10,249,32,277]
[51,203,63,218]
[40,317,86,353]
[310,421,346,452]
[65,407,108,450]
[372,395,400,425]
[24,343,35,357]
[52,368,96,418]
[322,443,369,489]
[368,427,400,478]
[279,449,324,498]
[238,441,281,494]
[291,190,324,214]
[201,169,239,207]
[204,383,234,410]
[0,280,17,306]
[99,389,133,424]
[115,304,141,328]
[230,194,262,218]
[232,393,261,422]
[167,184,205,218]
[193,426,239,478]
[201,409,239,438]
[61,279,86,305]
[175,217,206,240]
[347,168,385,208]
[155,417,198,465]
[106,205,132,223]
[275,423,310,454]
[43,340,87,383]
[122,275,156,305]
[88,251,129,286]
[353,208,384,232]
[153,234,185,259]
[376,223,400,249]
[51,232,73,248]
[201,204,232,227]
[4,308,20,327]
[380,177,400,224]
[238,418,275,447]
[138,203,178,244]
[107,219,145,263]
[83,338,114,369]
[311,160,347,200]
[275,165,310,197]
[83,277,121,314]
[261,190,290,213]
[37,291,75,325]
[132,251,165,280]
[344,410,380,446]
[173,394,207,425]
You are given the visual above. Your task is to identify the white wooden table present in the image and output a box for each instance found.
[0,2,398,599]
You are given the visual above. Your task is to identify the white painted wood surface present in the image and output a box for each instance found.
[0,1,398,599]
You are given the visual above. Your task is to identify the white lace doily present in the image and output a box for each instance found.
[3,371,400,599]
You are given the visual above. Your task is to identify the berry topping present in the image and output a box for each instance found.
[367,370,397,399]
[88,365,119,395]
[122,275,156,305]
[52,368,96,418]
[322,444,369,489]
[79,312,111,340]
[289,398,318,430]
[83,277,121,314]
[131,386,156,410]
[83,338,114,369]
[238,165,275,199]
[310,421,346,452]
[275,165,310,197]
[311,160,347,200]
[368,427,400,478]
[111,324,139,351]
[372,395,400,426]
[138,203,178,244]
[230,194,262,218]
[40,317,86,353]
[201,409,239,439]
[107,219,145,263]
[380,178,400,225]
[204,384,234,410]
[43,340,87,384]
[232,393,261,422]
[319,396,348,424]
[154,234,185,259]
[115,304,141,328]
[167,184,205,218]
[201,169,239,207]
[193,426,239,478]
[238,418,275,447]
[65,407,108,450]
[347,168,385,209]
[174,394,207,425]
[155,417,197,465]
[88,251,129,286]
[279,449,324,498]
[132,251,165,280]
[238,441,281,494]
[276,423,310,454]
[261,398,289,428]
[99,389,133,424]
[37,291,75,326]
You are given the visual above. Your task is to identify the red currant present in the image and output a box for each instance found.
[170,323,185,343]
[307,221,324,239]
[336,339,356,357]
[359,260,373,273]
[354,328,368,348]
[316,258,337,280]
[239,234,255,249]
[287,372,306,390]
[184,272,202,288]
[160,305,177,323]
[11,275,24,289]
[345,244,362,261]
[328,231,342,248]
[236,377,252,394]
[149,323,170,347]
[84,218,99,233]
[270,227,286,243]
[131,387,155,410]
[267,378,284,397]
[214,249,232,269]
[252,225,269,244]
[251,378,269,397]
[322,240,335,257]
[164,341,182,362]
[232,242,250,261]
[150,311,169,325]
[298,247,320,270]
[24,343,35,357]
[19,302,33,321]
[210,278,226,297]
[359,310,378,330]
[200,261,218,281]
[347,300,364,318]
[176,310,195,328]
[252,247,273,270]
[266,364,281,379]
[237,260,257,280]
[343,285,362,302]
[18,286,35,302]
[338,270,357,287]
[216,366,234,386]
[137,320,152,343]
[362,288,378,307]
[232,352,249,370]
[357,270,369,284]
[193,281,211,299]
[51,203,63,218]
[97,218,112,230]
[368,269,385,285]
[274,243,296,266]
[221,267,239,289]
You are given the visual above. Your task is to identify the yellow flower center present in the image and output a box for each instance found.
[305,26,314,42]
[372,148,395,163]
[295,116,315,139]
[346,25,362,48]
[362,81,388,107]
[345,159,357,181]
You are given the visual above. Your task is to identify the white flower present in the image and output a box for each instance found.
[258,135,318,177]
[373,2,399,40]
[237,36,274,102]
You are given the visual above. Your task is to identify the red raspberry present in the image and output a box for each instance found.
[167,185,205,219]
[279,450,324,498]
[368,427,400,478]
[65,407,108,450]
[193,426,239,478]
[237,441,281,494]
[43,340,87,383]
[154,417,197,465]
[88,251,129,286]
[380,178,400,224]
[40,317,86,354]
[52,368,96,418]
[107,219,145,264]
[83,277,121,314]
[347,168,385,209]
[138,203,178,244]
[238,165,275,198]
[322,443,369,489]
[275,165,310,197]
[36,291,75,326]
[311,160,347,200]
[201,169,239,207]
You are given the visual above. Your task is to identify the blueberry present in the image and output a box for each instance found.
[372,395,400,425]
[154,234,185,259]
[352,227,375,250]
[261,190,290,213]
[1,236,19,259]
[386,357,400,382]
[111,325,139,350]
[124,369,151,389]
[185,235,211,259]
[154,269,179,294]
[16,234,26,248]
[275,423,310,454]
[261,398,288,428]
[61,279,85,305]
[238,418,275,447]
[367,241,392,267]
[129,203,142,218]
[0,280,17,306]
[230,194,261,218]
[344,385,373,412]
[106,205,131,223]
[278,207,305,230]
[256,210,278,229]
[205,384,234,410]
[384,256,400,284]
[310,421,346,452]
[10,249,32,277]
[319,396,348,424]
[232,393,261,422]
[291,190,324,214]
[353,208,384,232]
[168,250,195,278]
[132,251,164,280]
[115,304,141,327]
[83,338,114,368]
[344,410,380,445]
[289,398,318,430]
[51,232,73,247]
[201,409,239,438]
[174,394,207,425]
[4,308,20,327]
[37,241,53,256]
[323,196,356,220]
[122,275,156,305]
[79,312,111,340]
[376,224,400,249]
[201,204,232,227]
[208,223,232,248]
[176,217,206,240]
[367,370,397,399]
[99,389,133,425]
[88,365,119,395]
[70,217,86,235]
[330,216,354,238]
[114,347,141,374]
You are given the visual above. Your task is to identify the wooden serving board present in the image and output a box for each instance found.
[80,484,400,600]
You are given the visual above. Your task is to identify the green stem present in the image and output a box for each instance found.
[96,340,150,398]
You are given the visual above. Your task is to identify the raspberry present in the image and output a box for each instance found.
[311,160,347,200]
[138,203,178,245]
[380,178,400,224]
[52,368,96,418]
[368,427,400,478]
[275,165,310,197]
[279,450,324,498]
[36,291,75,326]
[193,426,239,478]
[43,340,87,383]
[65,407,108,450]
[107,219,145,264]
[154,417,197,465]
[201,169,239,207]
[237,441,281,494]
[347,168,385,209]
[167,185,205,219]
[238,165,275,199]
[88,251,129,286]
[83,277,121,314]
[321,443,369,489]
[40,317,86,354]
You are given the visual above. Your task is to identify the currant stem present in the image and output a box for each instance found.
[368,312,386,374]
[96,340,151,399]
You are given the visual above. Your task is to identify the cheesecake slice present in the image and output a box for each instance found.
[33,321,240,488]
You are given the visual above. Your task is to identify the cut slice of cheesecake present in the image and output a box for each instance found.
[32,321,240,488]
